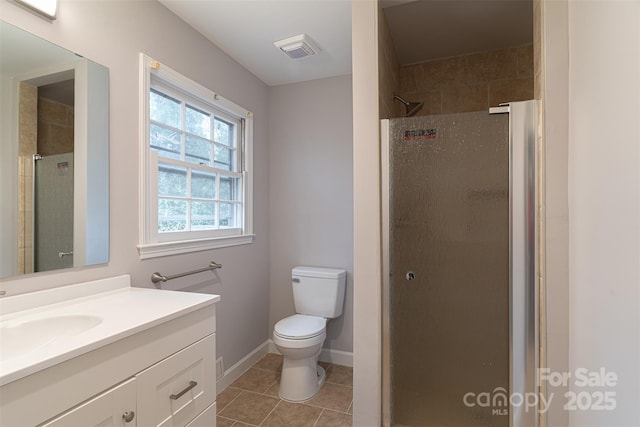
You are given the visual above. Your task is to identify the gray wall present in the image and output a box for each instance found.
[268,75,354,352]
[0,0,270,370]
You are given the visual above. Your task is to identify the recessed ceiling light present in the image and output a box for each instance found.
[273,34,321,60]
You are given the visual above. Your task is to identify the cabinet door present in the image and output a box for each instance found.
[41,378,137,427]
[136,334,215,427]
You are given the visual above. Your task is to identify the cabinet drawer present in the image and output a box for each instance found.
[136,334,215,427]
[41,378,137,427]
[185,402,216,427]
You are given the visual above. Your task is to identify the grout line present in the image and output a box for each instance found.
[218,415,235,424]
[261,378,279,397]
[305,401,352,414]
[258,399,281,426]
[252,365,281,371]
[217,388,243,413]
[312,408,325,427]
[232,421,259,427]
[347,400,353,415]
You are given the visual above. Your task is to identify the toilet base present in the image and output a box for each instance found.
[278,357,326,402]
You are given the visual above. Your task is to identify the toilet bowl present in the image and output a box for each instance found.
[273,266,346,402]
[273,314,327,401]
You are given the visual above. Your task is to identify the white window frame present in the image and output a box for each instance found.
[137,53,253,259]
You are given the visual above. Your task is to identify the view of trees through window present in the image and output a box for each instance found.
[149,87,241,233]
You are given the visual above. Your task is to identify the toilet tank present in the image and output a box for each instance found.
[292,266,346,318]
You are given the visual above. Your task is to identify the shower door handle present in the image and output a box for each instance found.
[58,251,73,258]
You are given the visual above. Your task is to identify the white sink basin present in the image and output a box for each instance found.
[0,314,103,360]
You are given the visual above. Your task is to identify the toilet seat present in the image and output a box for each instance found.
[274,314,326,339]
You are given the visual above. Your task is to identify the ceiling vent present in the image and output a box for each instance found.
[273,34,320,60]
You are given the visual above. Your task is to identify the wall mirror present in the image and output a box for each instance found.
[0,20,109,280]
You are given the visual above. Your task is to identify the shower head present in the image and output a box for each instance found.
[393,94,424,117]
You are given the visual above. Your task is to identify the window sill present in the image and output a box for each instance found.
[137,234,254,259]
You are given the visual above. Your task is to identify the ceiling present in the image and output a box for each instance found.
[384,0,533,65]
[160,0,532,87]
[159,0,352,87]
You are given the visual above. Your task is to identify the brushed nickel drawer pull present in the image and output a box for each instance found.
[170,381,198,400]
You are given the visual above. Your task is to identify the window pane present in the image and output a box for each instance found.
[192,171,216,199]
[150,124,181,160]
[214,145,233,170]
[191,201,215,230]
[158,199,187,232]
[219,175,239,201]
[158,164,187,197]
[219,202,238,228]
[186,105,211,139]
[186,135,212,165]
[150,89,180,128]
[214,118,233,146]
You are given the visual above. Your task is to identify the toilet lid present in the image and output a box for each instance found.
[274,314,326,339]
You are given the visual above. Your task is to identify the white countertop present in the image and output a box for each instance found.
[0,275,219,386]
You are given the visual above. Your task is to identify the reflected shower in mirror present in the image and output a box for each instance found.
[0,20,110,279]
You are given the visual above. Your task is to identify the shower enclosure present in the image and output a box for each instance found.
[382,101,539,427]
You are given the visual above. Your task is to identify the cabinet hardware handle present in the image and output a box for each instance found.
[122,411,135,423]
[170,381,198,400]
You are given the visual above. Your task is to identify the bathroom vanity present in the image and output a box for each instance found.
[0,275,219,427]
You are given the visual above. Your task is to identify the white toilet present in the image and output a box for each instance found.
[273,266,346,402]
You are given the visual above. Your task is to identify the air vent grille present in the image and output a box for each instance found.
[273,34,320,60]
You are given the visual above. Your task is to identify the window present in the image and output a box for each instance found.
[138,54,253,258]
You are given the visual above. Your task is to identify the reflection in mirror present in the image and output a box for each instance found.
[0,20,110,279]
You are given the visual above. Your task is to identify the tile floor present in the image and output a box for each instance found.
[217,353,353,426]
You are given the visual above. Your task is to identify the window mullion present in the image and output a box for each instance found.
[186,168,192,231]
[210,115,215,168]
[157,156,241,177]
[215,173,220,230]
[180,101,186,160]
[238,119,244,172]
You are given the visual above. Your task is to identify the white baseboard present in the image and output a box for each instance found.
[267,340,353,367]
[319,347,353,367]
[216,340,269,393]
[217,340,354,394]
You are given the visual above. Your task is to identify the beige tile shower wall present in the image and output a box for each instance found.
[37,97,74,156]
[18,82,37,274]
[396,44,534,117]
[534,0,543,100]
[378,8,402,119]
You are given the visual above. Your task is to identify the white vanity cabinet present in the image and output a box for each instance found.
[0,276,219,427]
[40,334,216,427]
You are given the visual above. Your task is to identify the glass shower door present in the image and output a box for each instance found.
[386,111,510,427]
[34,153,74,272]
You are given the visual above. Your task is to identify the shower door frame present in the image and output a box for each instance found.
[381,100,540,427]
